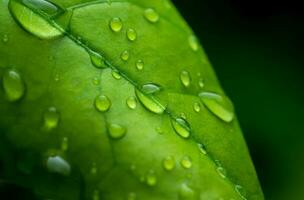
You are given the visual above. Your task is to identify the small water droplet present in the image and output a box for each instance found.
[216,166,227,179]
[94,94,111,112]
[92,77,100,85]
[108,123,126,139]
[198,78,204,88]
[146,170,157,186]
[136,59,144,70]
[144,8,159,23]
[109,17,122,32]
[127,28,137,41]
[180,156,192,169]
[90,51,106,68]
[111,70,121,80]
[46,155,70,176]
[180,70,191,87]
[61,137,68,151]
[54,74,60,82]
[91,162,97,175]
[179,183,195,200]
[180,112,187,119]
[43,107,60,130]
[92,189,100,200]
[2,34,8,43]
[127,192,137,200]
[199,92,234,122]
[135,84,165,114]
[126,96,137,109]
[8,0,63,39]
[235,185,247,200]
[121,50,130,61]
[193,102,201,113]
[155,127,163,134]
[2,69,25,102]
[163,156,175,171]
[197,143,207,155]
[188,35,199,52]
[171,117,191,139]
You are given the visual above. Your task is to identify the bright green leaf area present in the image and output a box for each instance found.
[0,0,264,199]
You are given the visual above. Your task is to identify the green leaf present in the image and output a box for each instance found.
[0,0,264,199]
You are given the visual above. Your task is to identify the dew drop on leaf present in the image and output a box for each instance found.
[193,102,201,113]
[121,50,130,61]
[46,155,70,176]
[109,17,123,32]
[235,185,247,200]
[180,70,191,87]
[198,78,204,88]
[92,189,100,200]
[111,70,121,80]
[144,8,159,23]
[89,51,106,69]
[126,96,137,110]
[199,92,234,122]
[2,34,8,43]
[136,59,144,70]
[188,35,199,52]
[108,123,126,139]
[61,137,68,151]
[171,117,191,139]
[197,143,207,155]
[146,170,157,186]
[180,156,192,169]
[127,192,137,200]
[127,28,137,41]
[179,183,195,200]
[216,166,227,179]
[94,94,111,112]
[43,107,60,130]
[91,162,97,175]
[2,69,25,102]
[163,156,175,171]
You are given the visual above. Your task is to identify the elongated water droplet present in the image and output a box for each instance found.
[180,156,192,169]
[198,78,204,88]
[144,8,159,23]
[94,94,111,112]
[2,34,8,43]
[135,84,165,114]
[197,143,207,155]
[127,28,137,41]
[146,170,157,186]
[127,192,137,200]
[121,50,129,61]
[90,51,106,68]
[180,70,191,87]
[43,107,60,130]
[108,123,126,139]
[111,70,121,80]
[109,17,122,32]
[188,35,199,52]
[235,185,247,200]
[179,183,195,200]
[199,92,234,122]
[2,69,25,102]
[46,155,70,176]
[193,102,200,113]
[171,117,191,139]
[126,96,137,109]
[136,59,144,70]
[92,189,99,200]
[9,0,63,39]
[61,137,68,151]
[163,156,175,171]
[216,166,227,178]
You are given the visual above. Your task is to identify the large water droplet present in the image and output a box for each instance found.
[46,155,70,176]
[94,94,111,112]
[126,96,137,110]
[171,117,191,139]
[235,185,247,200]
[135,84,165,114]
[43,107,60,130]
[61,137,68,151]
[163,156,175,171]
[127,28,137,41]
[144,8,159,23]
[2,69,25,102]
[199,92,234,122]
[9,0,63,39]
[109,17,122,32]
[146,170,157,186]
[180,70,191,87]
[179,183,195,200]
[121,50,130,61]
[108,123,126,139]
[127,192,137,200]
[188,35,199,52]
[136,59,144,71]
[89,50,106,68]
[180,156,192,169]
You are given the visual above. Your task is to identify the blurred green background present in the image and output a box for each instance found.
[174,0,304,199]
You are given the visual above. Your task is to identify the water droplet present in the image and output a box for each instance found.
[43,107,60,130]
[2,69,25,102]
[188,35,199,52]
[180,156,192,169]
[121,50,130,61]
[180,70,191,87]
[109,17,122,32]
[180,112,187,119]
[144,8,159,23]
[197,143,207,155]
[94,94,111,112]
[127,28,137,41]
[155,127,163,134]
[199,92,234,122]
[54,74,60,82]
[198,78,204,88]
[136,59,144,70]
[235,185,247,200]
[92,189,100,200]
[163,156,175,171]
[179,183,195,200]
[8,0,63,39]
[127,192,137,200]
[91,162,97,175]
[135,84,165,114]
[46,155,70,176]
[2,34,8,43]
[171,117,191,139]
[108,123,126,139]
[216,166,227,179]
[126,96,137,109]
[111,70,121,80]
[193,102,200,113]
[61,137,68,151]
[90,51,106,68]
[146,170,157,186]
[92,77,100,85]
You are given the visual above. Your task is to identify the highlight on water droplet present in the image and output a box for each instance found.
[109,17,123,32]
[121,50,130,61]
[199,92,234,122]
[180,156,192,169]
[127,192,137,200]
[180,70,191,87]
[2,69,25,102]
[8,0,64,39]
[111,70,121,80]
[108,123,126,139]
[126,96,137,110]
[94,94,111,112]
[43,107,60,130]
[171,117,191,139]
[179,183,195,200]
[188,35,199,51]
[216,166,227,179]
[198,78,204,88]
[46,155,70,176]
[197,143,207,155]
[89,50,106,68]
[144,8,159,23]
[163,156,175,171]
[235,185,247,200]
[136,59,144,70]
[127,28,137,41]
[193,102,201,113]
[146,169,157,186]
[61,137,68,151]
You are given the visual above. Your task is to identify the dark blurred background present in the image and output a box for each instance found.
[173,0,304,199]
